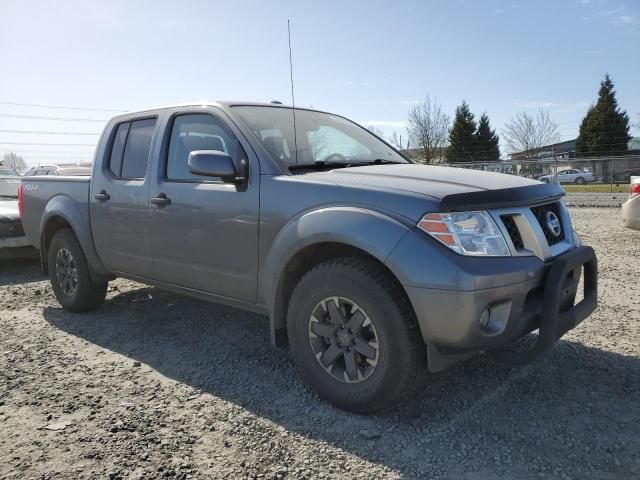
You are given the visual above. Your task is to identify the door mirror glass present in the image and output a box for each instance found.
[188,150,237,181]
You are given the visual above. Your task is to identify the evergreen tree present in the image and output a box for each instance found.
[446,101,476,162]
[576,74,630,157]
[474,113,501,161]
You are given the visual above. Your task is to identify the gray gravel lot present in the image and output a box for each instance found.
[1,208,639,480]
[564,192,628,208]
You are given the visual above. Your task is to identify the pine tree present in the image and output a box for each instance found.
[576,74,630,157]
[474,113,501,161]
[446,101,476,162]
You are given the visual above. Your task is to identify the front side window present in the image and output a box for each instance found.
[166,114,238,181]
[232,106,407,169]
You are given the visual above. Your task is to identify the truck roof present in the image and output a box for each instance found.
[108,101,330,121]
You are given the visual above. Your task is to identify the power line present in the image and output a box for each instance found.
[0,142,95,146]
[0,129,100,136]
[0,113,107,122]
[4,149,94,153]
[0,101,126,112]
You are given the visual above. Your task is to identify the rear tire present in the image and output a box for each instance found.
[575,177,585,185]
[287,257,424,414]
[48,229,107,312]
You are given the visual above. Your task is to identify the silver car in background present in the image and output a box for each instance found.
[538,169,596,185]
[622,176,640,230]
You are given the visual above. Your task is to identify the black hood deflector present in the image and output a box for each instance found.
[439,183,565,212]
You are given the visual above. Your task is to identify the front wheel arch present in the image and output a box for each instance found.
[272,242,413,349]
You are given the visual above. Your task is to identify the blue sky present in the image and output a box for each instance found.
[1,0,639,165]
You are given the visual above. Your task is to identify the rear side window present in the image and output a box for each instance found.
[121,119,156,178]
[108,118,156,179]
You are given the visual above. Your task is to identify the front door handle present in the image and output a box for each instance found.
[151,193,171,206]
[94,190,110,201]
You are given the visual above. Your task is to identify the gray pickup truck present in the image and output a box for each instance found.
[20,102,598,413]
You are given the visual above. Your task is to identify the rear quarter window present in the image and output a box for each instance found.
[109,123,130,177]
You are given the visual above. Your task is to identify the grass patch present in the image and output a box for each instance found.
[563,183,629,193]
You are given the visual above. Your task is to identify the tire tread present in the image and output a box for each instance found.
[287,255,425,413]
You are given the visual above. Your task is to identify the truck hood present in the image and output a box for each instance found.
[302,164,540,200]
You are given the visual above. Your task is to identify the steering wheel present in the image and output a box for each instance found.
[323,153,347,163]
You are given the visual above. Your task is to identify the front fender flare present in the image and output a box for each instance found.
[261,206,411,345]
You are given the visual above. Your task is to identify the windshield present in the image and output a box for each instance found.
[232,106,408,169]
[0,169,19,176]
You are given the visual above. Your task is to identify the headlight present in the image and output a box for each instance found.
[417,211,510,256]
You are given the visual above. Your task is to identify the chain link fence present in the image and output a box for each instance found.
[437,155,640,207]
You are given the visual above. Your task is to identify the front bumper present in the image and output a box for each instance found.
[404,246,598,368]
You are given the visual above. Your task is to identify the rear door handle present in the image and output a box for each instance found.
[151,193,171,206]
[94,190,110,201]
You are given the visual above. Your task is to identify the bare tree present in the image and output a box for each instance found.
[407,96,450,164]
[2,152,27,173]
[366,125,385,139]
[502,108,561,158]
[390,131,410,151]
[307,128,330,161]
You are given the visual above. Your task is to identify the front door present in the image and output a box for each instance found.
[147,110,260,302]
[90,117,157,278]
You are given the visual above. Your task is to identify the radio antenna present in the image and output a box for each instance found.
[288,19,298,165]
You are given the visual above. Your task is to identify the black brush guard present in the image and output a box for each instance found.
[495,245,598,364]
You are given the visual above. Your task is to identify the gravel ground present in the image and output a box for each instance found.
[564,193,628,208]
[1,208,639,480]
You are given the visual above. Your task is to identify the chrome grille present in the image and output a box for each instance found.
[501,215,524,250]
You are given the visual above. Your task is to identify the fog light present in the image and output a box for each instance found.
[479,308,491,329]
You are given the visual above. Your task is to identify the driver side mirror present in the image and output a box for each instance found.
[188,150,239,182]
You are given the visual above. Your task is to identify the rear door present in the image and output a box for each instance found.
[90,117,157,277]
[147,108,260,302]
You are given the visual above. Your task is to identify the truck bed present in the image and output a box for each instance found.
[20,176,91,251]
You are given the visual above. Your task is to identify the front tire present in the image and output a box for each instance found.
[287,257,424,414]
[575,177,585,185]
[48,229,107,312]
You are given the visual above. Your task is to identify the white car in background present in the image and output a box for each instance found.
[23,164,92,177]
[0,198,34,259]
[538,169,596,185]
[0,168,22,197]
[622,176,640,231]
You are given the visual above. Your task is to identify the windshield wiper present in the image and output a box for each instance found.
[369,159,404,165]
[289,161,356,172]
[342,159,405,167]
[288,158,405,172]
